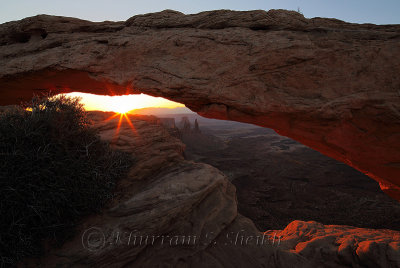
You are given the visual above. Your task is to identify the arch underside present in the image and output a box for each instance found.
[0,10,399,200]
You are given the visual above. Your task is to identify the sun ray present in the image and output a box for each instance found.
[105,113,120,122]
[111,113,124,143]
[123,113,139,136]
[64,92,185,113]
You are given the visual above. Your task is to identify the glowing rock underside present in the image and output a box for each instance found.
[0,10,399,200]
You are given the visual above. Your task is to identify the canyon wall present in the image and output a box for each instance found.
[0,10,399,199]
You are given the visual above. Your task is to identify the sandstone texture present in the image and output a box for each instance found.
[0,10,399,199]
[267,220,400,268]
[22,112,399,267]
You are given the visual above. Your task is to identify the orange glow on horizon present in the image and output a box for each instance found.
[64,92,185,113]
[62,92,186,144]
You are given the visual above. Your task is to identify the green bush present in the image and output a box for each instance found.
[0,95,132,267]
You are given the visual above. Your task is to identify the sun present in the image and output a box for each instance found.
[64,92,185,113]
[60,92,187,140]
[104,110,139,141]
[111,102,133,114]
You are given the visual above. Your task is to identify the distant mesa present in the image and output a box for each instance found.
[159,117,176,129]
[179,116,191,132]
[158,116,203,140]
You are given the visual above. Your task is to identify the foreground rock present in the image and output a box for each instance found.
[22,112,399,267]
[267,220,400,268]
[22,112,303,267]
[0,10,399,200]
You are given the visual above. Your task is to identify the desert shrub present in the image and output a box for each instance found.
[0,95,132,267]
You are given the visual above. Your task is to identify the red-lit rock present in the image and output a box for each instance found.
[266,220,400,267]
[0,10,399,199]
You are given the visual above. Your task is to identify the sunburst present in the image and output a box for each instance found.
[105,112,139,142]
[64,92,185,113]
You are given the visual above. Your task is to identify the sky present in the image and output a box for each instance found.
[2,1,399,113]
[66,92,186,113]
[1,0,399,25]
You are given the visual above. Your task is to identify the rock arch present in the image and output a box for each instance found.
[0,9,399,199]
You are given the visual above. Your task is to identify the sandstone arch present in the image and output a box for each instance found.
[0,9,399,200]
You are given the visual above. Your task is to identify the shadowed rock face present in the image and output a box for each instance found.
[0,9,400,200]
[23,112,306,267]
[22,112,399,267]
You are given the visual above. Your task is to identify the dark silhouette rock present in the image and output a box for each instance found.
[159,117,176,129]
[178,116,192,133]
[194,118,201,133]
